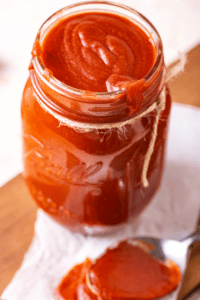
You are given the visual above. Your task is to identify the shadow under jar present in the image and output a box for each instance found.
[21,1,171,234]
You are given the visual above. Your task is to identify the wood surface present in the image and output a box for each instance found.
[0,44,200,298]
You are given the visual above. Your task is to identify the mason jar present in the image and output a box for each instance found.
[21,1,171,234]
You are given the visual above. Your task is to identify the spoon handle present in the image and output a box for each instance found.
[181,226,200,246]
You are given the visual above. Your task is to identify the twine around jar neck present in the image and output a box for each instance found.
[34,54,186,188]
[142,53,186,187]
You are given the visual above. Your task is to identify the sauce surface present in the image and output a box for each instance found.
[41,12,156,93]
[54,241,181,300]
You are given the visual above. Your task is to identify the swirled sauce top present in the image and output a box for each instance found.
[40,12,156,93]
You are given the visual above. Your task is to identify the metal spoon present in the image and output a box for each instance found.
[133,226,200,273]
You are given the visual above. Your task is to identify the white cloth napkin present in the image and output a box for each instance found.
[2,102,200,300]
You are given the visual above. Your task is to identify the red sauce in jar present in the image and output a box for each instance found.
[54,241,181,300]
[21,2,171,233]
[41,12,155,93]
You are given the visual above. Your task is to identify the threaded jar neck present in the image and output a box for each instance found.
[30,1,165,124]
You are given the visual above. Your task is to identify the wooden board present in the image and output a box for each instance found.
[0,174,37,293]
[0,44,200,298]
[168,44,200,107]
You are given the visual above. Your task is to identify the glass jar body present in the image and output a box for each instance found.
[21,77,171,234]
[21,1,171,234]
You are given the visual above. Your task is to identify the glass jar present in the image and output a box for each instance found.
[21,1,171,234]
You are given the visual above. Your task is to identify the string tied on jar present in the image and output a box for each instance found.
[142,53,186,187]
[34,54,186,188]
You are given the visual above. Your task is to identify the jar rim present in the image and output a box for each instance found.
[32,0,164,101]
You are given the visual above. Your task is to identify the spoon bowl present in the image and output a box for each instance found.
[133,226,200,273]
